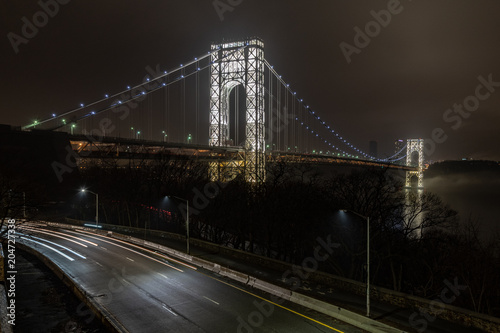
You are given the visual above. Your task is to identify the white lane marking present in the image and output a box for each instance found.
[20,227,89,247]
[100,246,107,251]
[75,229,197,270]
[203,296,220,305]
[67,230,183,272]
[95,262,103,267]
[126,257,134,262]
[157,273,168,279]
[29,227,99,246]
[20,234,86,259]
[20,237,74,261]
[162,304,178,316]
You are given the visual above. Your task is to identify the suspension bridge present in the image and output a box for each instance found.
[22,37,422,186]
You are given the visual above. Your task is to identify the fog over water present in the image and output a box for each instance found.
[424,171,500,242]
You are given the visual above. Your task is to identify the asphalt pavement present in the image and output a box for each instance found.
[15,225,367,333]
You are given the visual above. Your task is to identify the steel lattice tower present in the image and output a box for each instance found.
[405,139,424,188]
[209,38,265,183]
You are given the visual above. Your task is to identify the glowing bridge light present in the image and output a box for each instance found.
[91,111,95,115]
[146,78,150,81]
[105,94,109,98]
[127,86,131,89]
[80,103,84,107]
[52,113,56,117]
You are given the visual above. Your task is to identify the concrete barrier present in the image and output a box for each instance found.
[290,292,403,333]
[44,222,401,332]
[14,242,128,333]
[40,221,500,332]
[252,278,292,301]
[219,266,249,284]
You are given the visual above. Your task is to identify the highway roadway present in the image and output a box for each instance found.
[13,224,366,333]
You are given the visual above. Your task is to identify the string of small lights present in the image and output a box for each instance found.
[297,118,357,158]
[264,59,379,160]
[24,44,249,130]
[380,144,408,162]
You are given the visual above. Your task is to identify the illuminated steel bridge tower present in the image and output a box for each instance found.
[209,38,265,183]
[405,139,424,188]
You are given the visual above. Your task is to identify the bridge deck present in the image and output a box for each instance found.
[70,135,416,171]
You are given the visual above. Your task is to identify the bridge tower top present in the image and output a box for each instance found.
[405,139,424,188]
[209,37,265,183]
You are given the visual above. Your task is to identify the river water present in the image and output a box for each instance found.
[424,170,500,242]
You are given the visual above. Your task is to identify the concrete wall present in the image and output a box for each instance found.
[64,219,500,332]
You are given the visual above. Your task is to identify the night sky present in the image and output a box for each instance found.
[2,0,500,161]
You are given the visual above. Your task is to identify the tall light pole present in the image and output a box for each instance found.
[166,195,189,255]
[81,189,99,226]
[342,209,370,317]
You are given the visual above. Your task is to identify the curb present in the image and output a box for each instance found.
[42,222,405,333]
[14,242,129,333]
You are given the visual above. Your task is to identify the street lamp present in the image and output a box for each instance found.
[187,134,192,144]
[166,195,190,255]
[162,130,167,142]
[81,189,99,226]
[341,209,370,317]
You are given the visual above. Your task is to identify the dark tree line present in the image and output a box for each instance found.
[5,154,498,317]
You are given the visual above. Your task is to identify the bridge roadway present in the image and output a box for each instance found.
[69,134,415,171]
[14,224,365,333]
